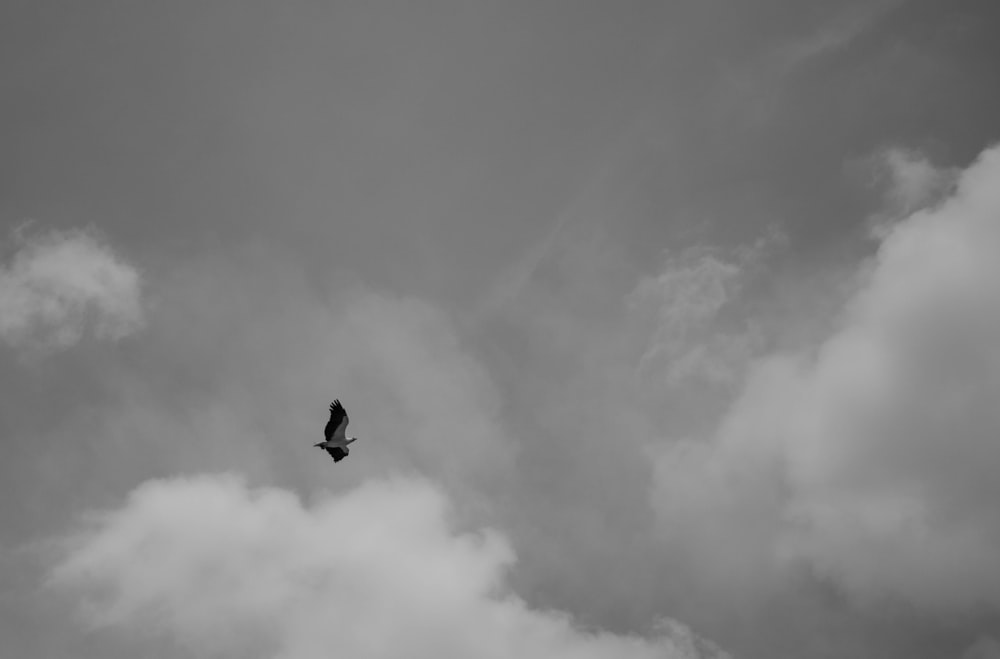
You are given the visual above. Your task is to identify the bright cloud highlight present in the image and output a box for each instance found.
[50,474,730,659]
[650,143,1000,621]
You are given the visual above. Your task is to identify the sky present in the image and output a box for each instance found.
[4,1,1000,658]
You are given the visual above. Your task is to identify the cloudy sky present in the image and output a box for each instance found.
[4,1,1000,658]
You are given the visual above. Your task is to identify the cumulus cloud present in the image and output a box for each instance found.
[649,143,1000,622]
[28,140,1000,658]
[778,145,1000,614]
[49,474,730,659]
[0,227,143,351]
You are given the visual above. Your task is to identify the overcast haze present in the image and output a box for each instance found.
[4,2,1000,658]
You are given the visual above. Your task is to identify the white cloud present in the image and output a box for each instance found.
[649,143,1000,619]
[881,148,954,210]
[49,474,730,659]
[0,227,143,351]
[776,144,1000,615]
[867,147,959,236]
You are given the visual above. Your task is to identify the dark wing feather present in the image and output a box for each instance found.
[325,446,349,462]
[324,399,349,440]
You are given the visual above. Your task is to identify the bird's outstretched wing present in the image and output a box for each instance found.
[325,446,349,462]
[324,399,349,441]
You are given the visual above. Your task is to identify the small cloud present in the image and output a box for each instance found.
[0,226,143,352]
[628,249,749,387]
[865,146,959,236]
[49,473,731,659]
[627,229,784,390]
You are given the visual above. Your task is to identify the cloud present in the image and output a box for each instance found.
[866,147,959,236]
[716,0,906,126]
[964,637,1000,659]
[649,143,1000,623]
[879,147,956,211]
[627,231,784,391]
[49,473,730,659]
[772,0,905,72]
[0,227,143,351]
[23,138,1000,658]
[4,242,559,657]
[777,145,1000,615]
[628,249,749,388]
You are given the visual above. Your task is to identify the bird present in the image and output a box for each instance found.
[314,399,358,462]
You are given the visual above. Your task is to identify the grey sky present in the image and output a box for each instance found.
[4,2,1000,658]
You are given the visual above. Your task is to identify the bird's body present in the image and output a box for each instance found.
[315,399,358,462]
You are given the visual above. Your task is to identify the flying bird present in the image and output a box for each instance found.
[314,399,359,462]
